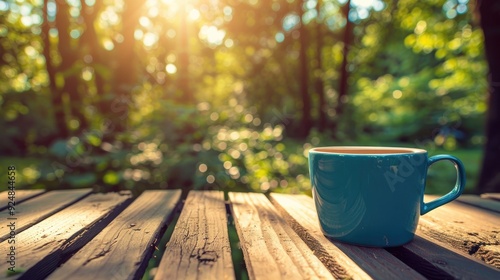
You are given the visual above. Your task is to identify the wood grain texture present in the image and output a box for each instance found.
[397,235,500,279]
[457,194,500,213]
[270,193,426,280]
[47,190,182,280]
[154,191,234,280]
[0,192,132,280]
[0,189,45,211]
[419,195,500,269]
[476,245,500,269]
[0,189,92,242]
[229,192,334,280]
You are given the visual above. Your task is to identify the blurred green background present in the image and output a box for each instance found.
[0,0,486,195]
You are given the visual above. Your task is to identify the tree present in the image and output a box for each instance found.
[334,0,353,136]
[178,2,192,104]
[111,0,143,132]
[315,0,327,132]
[56,0,88,132]
[42,0,68,138]
[297,0,312,137]
[81,0,107,114]
[476,0,500,193]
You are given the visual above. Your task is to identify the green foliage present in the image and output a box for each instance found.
[0,90,56,155]
[0,0,488,195]
[22,97,316,194]
[426,148,481,194]
[348,0,485,140]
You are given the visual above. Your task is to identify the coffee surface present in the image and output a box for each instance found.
[313,147,419,154]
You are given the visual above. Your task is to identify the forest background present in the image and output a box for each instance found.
[0,0,491,196]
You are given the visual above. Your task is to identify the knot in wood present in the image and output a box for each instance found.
[196,249,218,264]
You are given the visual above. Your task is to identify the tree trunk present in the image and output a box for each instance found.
[56,0,87,133]
[111,0,143,132]
[476,0,500,193]
[315,0,326,132]
[178,4,192,104]
[81,0,107,113]
[298,0,312,137]
[334,0,352,135]
[42,0,68,138]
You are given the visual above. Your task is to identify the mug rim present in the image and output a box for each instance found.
[309,146,427,155]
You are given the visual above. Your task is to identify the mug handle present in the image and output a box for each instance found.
[421,155,466,215]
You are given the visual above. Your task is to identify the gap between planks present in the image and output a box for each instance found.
[389,234,500,279]
[229,192,334,280]
[0,189,93,242]
[47,190,181,280]
[420,195,500,270]
[154,191,234,280]
[269,193,425,280]
[0,189,45,211]
[0,192,133,280]
[271,193,500,279]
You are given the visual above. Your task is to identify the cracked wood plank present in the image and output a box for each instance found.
[47,190,181,280]
[229,192,334,280]
[0,189,45,211]
[418,195,500,269]
[270,193,426,280]
[0,192,132,280]
[0,189,92,242]
[457,194,500,213]
[476,245,500,269]
[389,235,500,279]
[154,191,234,280]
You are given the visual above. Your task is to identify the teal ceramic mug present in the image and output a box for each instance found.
[308,146,466,247]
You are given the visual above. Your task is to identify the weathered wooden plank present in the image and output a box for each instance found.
[419,195,500,269]
[0,192,132,280]
[0,189,92,242]
[476,245,500,269]
[0,189,45,211]
[229,192,334,280]
[47,190,182,280]
[389,235,500,279]
[457,194,500,213]
[154,191,234,280]
[270,193,426,280]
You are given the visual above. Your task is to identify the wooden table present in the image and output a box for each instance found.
[1,189,499,279]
